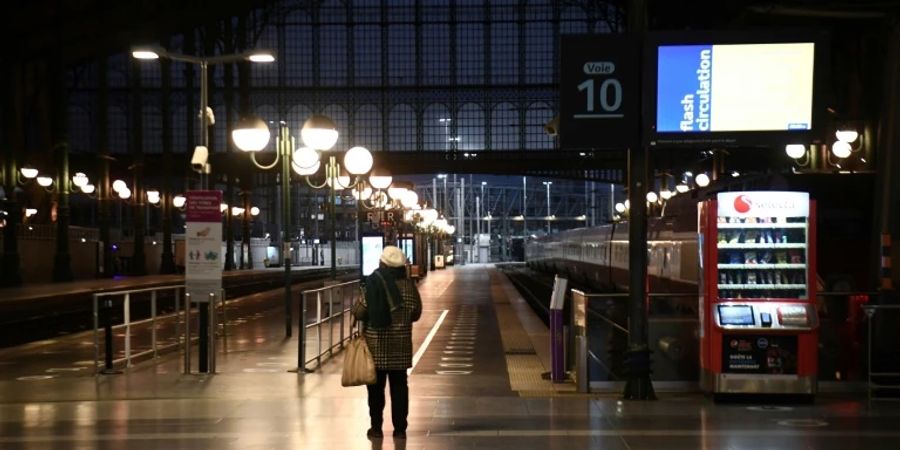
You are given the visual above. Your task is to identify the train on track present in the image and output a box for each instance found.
[525,173,876,297]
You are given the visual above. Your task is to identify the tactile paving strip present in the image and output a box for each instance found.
[490,271,557,395]
[504,354,548,392]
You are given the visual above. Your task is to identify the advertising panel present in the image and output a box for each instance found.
[186,191,223,302]
[722,335,798,374]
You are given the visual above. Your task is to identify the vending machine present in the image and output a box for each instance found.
[699,191,818,396]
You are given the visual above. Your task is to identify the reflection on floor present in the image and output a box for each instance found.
[0,265,899,450]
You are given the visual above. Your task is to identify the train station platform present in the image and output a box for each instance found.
[1,265,899,449]
[0,265,347,307]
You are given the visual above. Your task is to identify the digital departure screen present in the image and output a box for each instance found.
[361,236,384,276]
[656,43,814,133]
[718,305,755,326]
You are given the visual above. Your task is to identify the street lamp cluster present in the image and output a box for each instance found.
[614,170,712,220]
[785,128,864,168]
[133,45,276,187]
[218,202,260,217]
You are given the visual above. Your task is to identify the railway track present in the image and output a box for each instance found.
[0,268,357,348]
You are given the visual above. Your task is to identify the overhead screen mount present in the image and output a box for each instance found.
[643,30,829,149]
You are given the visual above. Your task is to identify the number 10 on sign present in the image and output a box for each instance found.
[575,78,623,118]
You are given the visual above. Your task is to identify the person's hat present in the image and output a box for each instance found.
[380,245,407,268]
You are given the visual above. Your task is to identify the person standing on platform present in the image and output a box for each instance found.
[352,245,422,440]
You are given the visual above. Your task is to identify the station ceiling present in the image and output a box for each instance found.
[7,0,900,184]
[2,0,268,65]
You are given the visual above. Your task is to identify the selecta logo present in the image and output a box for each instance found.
[733,195,752,213]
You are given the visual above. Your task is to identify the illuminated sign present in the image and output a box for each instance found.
[656,43,815,133]
[717,191,809,218]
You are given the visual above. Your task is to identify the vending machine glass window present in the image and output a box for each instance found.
[715,192,810,301]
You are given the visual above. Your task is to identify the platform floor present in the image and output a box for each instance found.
[1,265,899,449]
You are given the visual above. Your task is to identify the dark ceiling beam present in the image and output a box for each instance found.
[4,0,275,65]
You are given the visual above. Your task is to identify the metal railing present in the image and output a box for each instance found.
[93,285,183,374]
[863,303,900,400]
[296,280,362,371]
[92,285,228,374]
[570,290,698,391]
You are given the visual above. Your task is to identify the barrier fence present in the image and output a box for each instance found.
[296,280,362,372]
[92,285,227,374]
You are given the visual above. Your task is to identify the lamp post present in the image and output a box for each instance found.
[542,181,552,234]
[235,114,374,339]
[522,176,528,238]
[0,166,41,286]
[437,174,448,215]
[135,45,273,372]
[132,45,274,188]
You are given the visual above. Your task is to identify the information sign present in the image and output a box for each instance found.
[185,190,223,302]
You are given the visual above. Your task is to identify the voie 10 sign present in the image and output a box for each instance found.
[560,34,640,150]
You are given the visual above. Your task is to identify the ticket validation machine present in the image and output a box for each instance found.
[699,191,818,396]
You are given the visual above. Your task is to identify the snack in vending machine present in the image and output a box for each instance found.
[776,251,788,264]
[745,252,758,265]
[744,231,758,244]
[747,272,757,285]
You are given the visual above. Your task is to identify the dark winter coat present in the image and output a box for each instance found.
[363,267,402,329]
[352,275,422,370]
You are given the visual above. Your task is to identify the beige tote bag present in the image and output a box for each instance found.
[342,335,376,387]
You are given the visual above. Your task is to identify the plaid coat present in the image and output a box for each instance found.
[352,277,422,370]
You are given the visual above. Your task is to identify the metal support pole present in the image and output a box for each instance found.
[93,295,99,374]
[151,290,157,358]
[545,181,551,234]
[460,177,465,264]
[199,302,209,373]
[476,196,480,262]
[290,290,312,374]
[624,146,656,400]
[124,293,131,367]
[209,292,217,373]
[316,290,323,367]
[487,215,491,260]
[329,156,337,279]
[101,298,119,374]
[184,293,191,374]
[281,123,294,338]
[52,140,73,282]
[522,176,527,238]
[199,62,209,189]
[296,291,305,370]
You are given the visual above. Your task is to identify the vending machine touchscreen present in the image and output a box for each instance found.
[699,191,818,397]
[718,305,755,326]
